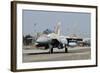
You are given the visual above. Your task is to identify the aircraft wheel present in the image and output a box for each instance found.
[65,44,68,53]
[58,43,63,49]
[49,44,53,54]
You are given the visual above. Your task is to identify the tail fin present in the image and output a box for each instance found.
[55,22,61,36]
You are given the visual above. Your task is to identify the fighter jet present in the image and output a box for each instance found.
[35,22,79,53]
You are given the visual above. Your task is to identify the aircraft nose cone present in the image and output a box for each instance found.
[36,37,50,43]
[36,38,42,43]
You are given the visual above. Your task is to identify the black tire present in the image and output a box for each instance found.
[65,44,68,53]
[49,44,53,54]
[58,43,63,49]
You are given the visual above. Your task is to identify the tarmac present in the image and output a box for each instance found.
[22,47,91,63]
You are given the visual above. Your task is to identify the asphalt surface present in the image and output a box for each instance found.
[22,47,91,63]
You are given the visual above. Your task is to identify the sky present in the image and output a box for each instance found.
[22,10,91,38]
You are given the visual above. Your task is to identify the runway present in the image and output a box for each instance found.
[22,47,91,63]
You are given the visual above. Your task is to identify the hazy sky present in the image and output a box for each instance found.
[22,10,91,38]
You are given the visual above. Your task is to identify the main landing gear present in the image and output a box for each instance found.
[49,39,68,54]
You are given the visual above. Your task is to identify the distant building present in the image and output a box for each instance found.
[23,35,33,45]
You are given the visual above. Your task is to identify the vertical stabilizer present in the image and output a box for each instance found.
[55,21,61,36]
